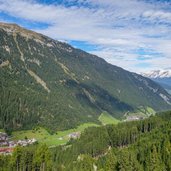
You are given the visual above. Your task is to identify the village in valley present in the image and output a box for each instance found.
[0,132,37,155]
[0,130,81,155]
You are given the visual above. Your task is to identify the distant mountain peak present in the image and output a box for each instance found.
[141,70,171,78]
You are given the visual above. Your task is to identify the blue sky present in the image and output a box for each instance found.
[0,0,171,72]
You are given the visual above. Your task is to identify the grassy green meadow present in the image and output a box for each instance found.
[98,112,120,125]
[11,123,99,147]
[125,106,155,119]
[10,112,120,147]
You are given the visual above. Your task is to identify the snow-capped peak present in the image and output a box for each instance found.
[141,70,171,78]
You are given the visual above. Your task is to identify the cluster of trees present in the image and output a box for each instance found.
[0,111,171,170]
[0,81,41,134]
[0,145,52,171]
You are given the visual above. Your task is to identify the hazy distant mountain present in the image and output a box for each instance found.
[142,70,171,78]
[142,70,171,94]
[1,22,171,132]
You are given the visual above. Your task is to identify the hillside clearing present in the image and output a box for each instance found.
[98,112,120,125]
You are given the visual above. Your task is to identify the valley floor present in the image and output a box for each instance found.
[2,112,120,147]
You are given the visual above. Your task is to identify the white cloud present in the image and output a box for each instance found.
[0,0,171,72]
[143,10,171,22]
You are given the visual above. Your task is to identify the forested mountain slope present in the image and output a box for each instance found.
[0,22,171,132]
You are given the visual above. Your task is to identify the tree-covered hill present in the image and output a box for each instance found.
[0,110,171,170]
[0,22,171,132]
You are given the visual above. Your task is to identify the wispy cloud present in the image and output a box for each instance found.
[0,0,171,72]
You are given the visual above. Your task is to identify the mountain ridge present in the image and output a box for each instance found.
[0,22,171,132]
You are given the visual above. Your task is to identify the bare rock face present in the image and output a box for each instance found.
[0,22,44,40]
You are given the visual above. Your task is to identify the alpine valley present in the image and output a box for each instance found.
[1,22,171,171]
[1,22,171,133]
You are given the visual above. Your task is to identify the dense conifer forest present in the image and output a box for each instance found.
[0,110,171,171]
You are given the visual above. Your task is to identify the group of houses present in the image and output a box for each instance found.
[0,132,37,155]
[68,132,80,139]
[125,115,144,121]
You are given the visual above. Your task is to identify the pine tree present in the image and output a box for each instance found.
[33,144,52,171]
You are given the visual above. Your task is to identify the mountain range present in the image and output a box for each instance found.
[142,70,171,94]
[0,22,171,132]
